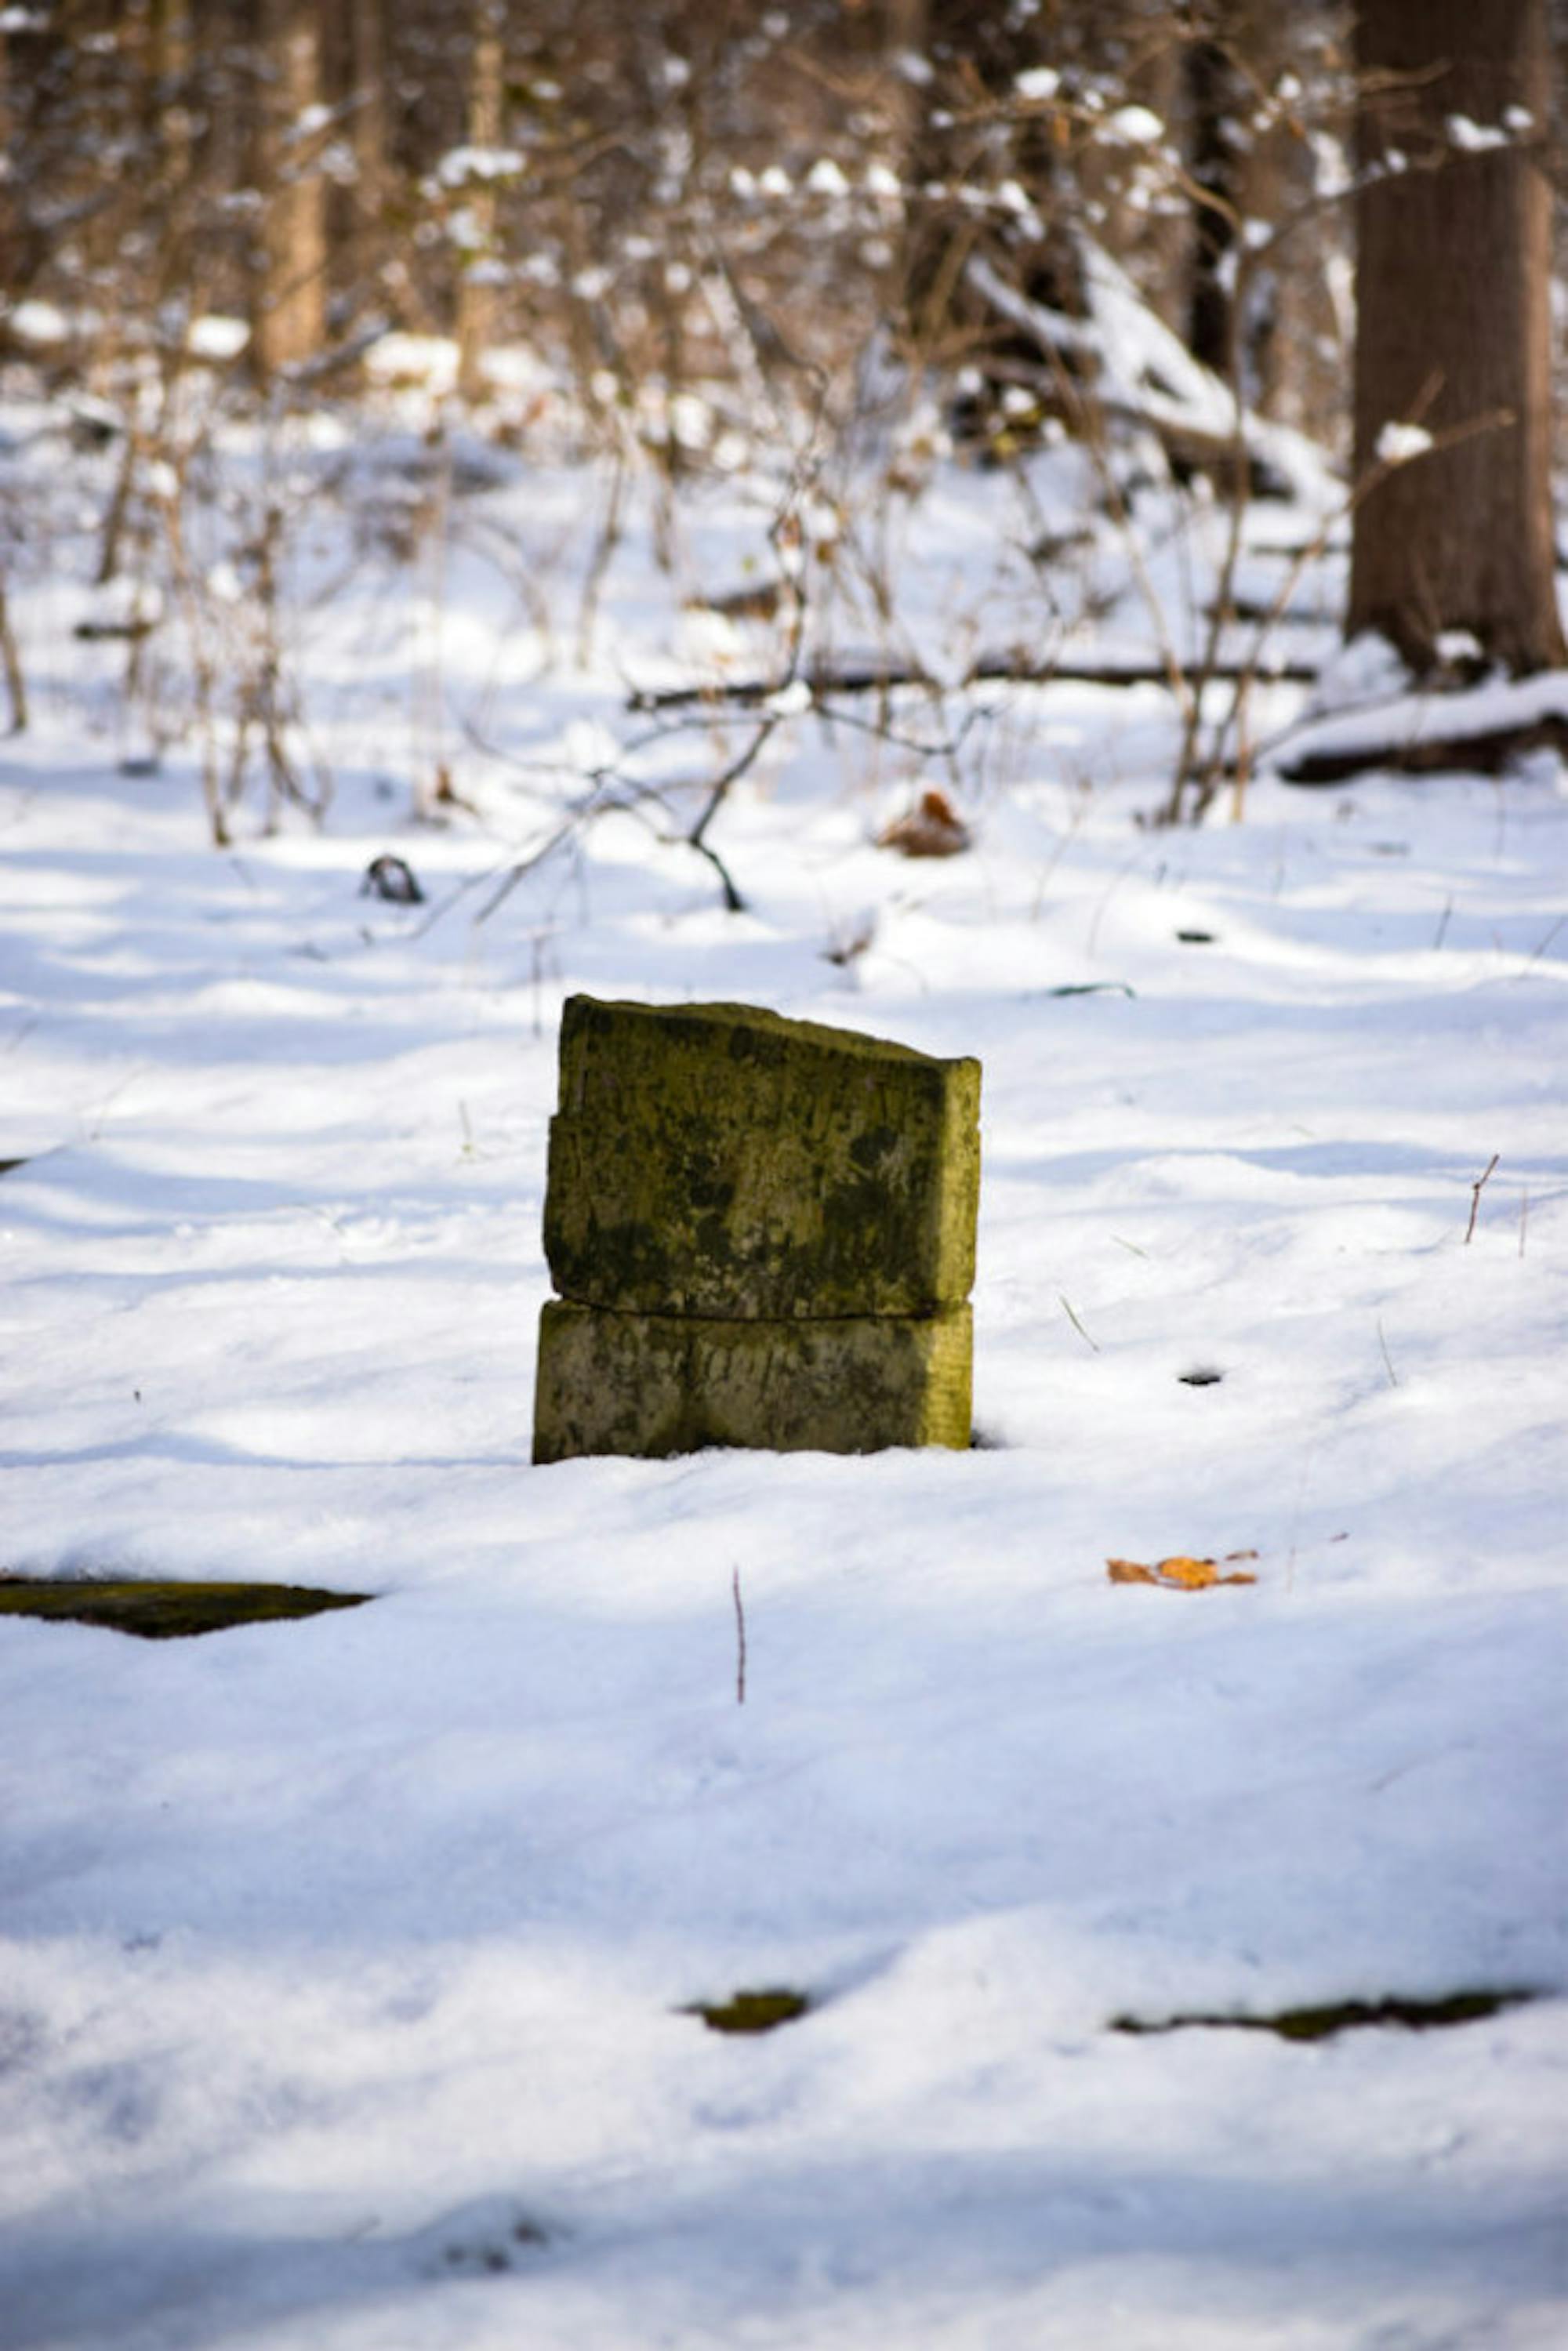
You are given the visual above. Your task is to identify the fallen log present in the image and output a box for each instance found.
[1277,713,1568,785]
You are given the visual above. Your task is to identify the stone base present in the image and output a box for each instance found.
[533,1299,972,1463]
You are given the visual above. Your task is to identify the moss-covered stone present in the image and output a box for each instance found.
[533,1299,972,1462]
[684,1987,811,2034]
[0,1579,370,1640]
[544,996,980,1319]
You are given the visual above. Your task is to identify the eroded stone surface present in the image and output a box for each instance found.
[533,1299,973,1461]
[544,996,980,1319]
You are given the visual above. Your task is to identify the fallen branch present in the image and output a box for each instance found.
[630,648,1319,714]
[964,245,1319,503]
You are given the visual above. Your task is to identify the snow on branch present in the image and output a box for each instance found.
[964,238,1330,507]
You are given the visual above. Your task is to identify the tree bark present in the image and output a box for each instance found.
[1348,0,1564,674]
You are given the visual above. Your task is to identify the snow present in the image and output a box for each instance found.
[1446,116,1511,155]
[187,316,250,364]
[4,299,74,349]
[1376,421,1436,467]
[1104,107,1165,147]
[1,390,1566,2351]
[436,147,528,189]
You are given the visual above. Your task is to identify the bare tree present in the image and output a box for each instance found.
[1348,0,1564,674]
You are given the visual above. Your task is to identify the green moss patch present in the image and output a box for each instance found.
[684,1986,812,2035]
[1110,1989,1535,2043]
[535,1297,972,1462]
[0,1579,372,1641]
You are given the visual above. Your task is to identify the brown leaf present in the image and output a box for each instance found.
[877,787,971,858]
[1106,1558,1160,1586]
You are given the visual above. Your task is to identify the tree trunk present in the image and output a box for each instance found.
[0,19,13,311]
[139,0,191,166]
[347,0,387,288]
[1348,0,1564,675]
[1185,27,1242,379]
[249,0,328,383]
[456,0,506,402]
[1183,4,1301,415]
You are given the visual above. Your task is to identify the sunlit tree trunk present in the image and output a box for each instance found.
[249,0,327,382]
[1348,0,1564,673]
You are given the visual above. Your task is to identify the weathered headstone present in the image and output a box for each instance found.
[533,996,980,1461]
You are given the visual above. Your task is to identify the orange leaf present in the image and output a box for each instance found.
[1106,1553,1259,1591]
[1155,1555,1220,1588]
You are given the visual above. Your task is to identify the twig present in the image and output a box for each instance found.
[1520,914,1566,974]
[1465,1152,1500,1245]
[1377,1318,1399,1389]
[575,445,627,669]
[1058,1293,1100,1354]
[472,815,582,926]
[787,695,986,763]
[732,1566,746,1707]
[685,713,782,915]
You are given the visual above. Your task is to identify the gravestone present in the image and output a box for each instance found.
[532,996,980,1461]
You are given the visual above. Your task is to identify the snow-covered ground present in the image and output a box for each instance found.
[2,401,1566,2349]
